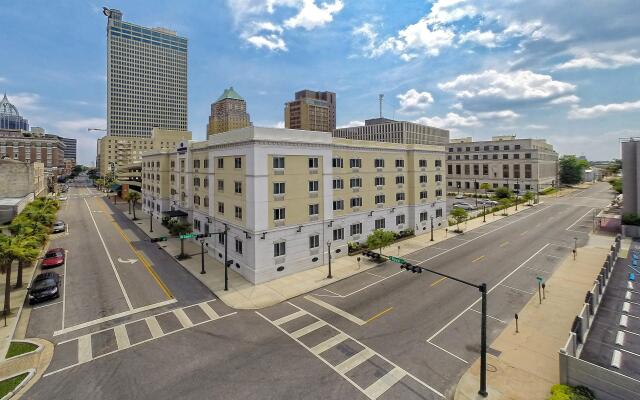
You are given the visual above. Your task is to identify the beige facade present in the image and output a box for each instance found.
[0,128,65,169]
[207,87,251,137]
[285,90,336,132]
[142,126,446,284]
[0,159,46,198]
[333,118,449,146]
[446,135,558,193]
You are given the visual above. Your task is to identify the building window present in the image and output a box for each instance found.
[374,176,385,186]
[235,206,242,220]
[218,202,224,214]
[435,174,442,182]
[435,159,442,167]
[235,157,242,168]
[525,153,531,159]
[448,165,453,174]
[436,209,443,218]
[194,177,200,187]
[234,181,242,194]
[515,145,521,150]
[396,192,405,201]
[395,159,405,168]
[350,197,362,208]
[273,182,285,195]
[333,200,344,210]
[350,177,362,188]
[464,165,470,175]
[332,178,344,189]
[309,204,319,216]
[194,159,201,169]
[435,189,443,197]
[217,158,224,169]
[420,191,428,199]
[204,178,209,187]
[171,161,175,169]
[420,211,428,222]
[483,164,489,175]
[204,159,209,169]
[217,180,224,191]
[273,156,285,169]
[274,242,286,257]
[349,158,362,168]
[308,157,319,169]
[492,154,498,160]
[419,175,428,183]
[350,223,362,236]
[396,214,405,225]
[332,157,343,168]
[235,239,243,254]
[503,165,509,178]
[375,218,385,229]
[218,232,225,244]
[309,180,319,192]
[375,194,385,204]
[309,235,319,249]
[419,159,427,168]
[513,165,521,179]
[513,154,520,159]
[375,158,385,168]
[333,228,344,241]
[274,207,286,221]
[455,165,461,175]
[204,197,209,207]
[503,154,509,160]
[525,164,532,179]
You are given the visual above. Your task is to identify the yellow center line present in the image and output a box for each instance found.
[97,198,174,300]
[499,241,509,247]
[472,255,485,263]
[431,276,447,287]
[366,307,393,323]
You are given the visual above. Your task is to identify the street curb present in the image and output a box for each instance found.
[0,368,35,400]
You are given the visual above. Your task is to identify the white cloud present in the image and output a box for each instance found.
[6,92,41,112]
[525,124,548,130]
[337,120,364,128]
[246,34,287,51]
[284,0,343,30]
[555,52,640,70]
[397,89,434,114]
[568,100,640,119]
[415,112,481,129]
[459,30,498,48]
[54,118,107,132]
[426,0,477,25]
[549,95,580,105]
[476,110,519,120]
[438,69,575,101]
[274,121,285,128]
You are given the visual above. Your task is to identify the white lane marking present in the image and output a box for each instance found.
[32,301,63,310]
[114,325,130,350]
[343,270,405,298]
[426,341,468,364]
[199,302,220,320]
[304,295,367,326]
[53,298,177,336]
[468,308,507,324]
[145,317,163,338]
[565,208,594,232]
[363,366,406,399]
[500,284,535,295]
[335,348,376,374]
[290,320,325,339]
[256,303,444,399]
[523,266,551,274]
[173,308,193,328]
[543,253,562,259]
[61,250,68,329]
[83,198,133,310]
[273,310,307,326]
[77,335,92,364]
[310,332,349,355]
[612,350,622,368]
[427,243,550,343]
[365,271,385,278]
[616,331,625,346]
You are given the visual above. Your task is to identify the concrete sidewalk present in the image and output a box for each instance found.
[454,233,621,400]
[109,197,539,310]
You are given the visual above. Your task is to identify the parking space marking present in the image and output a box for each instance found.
[427,341,468,364]
[304,295,366,326]
[256,303,444,399]
[566,208,594,232]
[291,320,326,339]
[32,301,63,310]
[523,266,551,274]
[273,310,307,326]
[500,284,534,295]
[365,271,385,278]
[499,241,509,247]
[174,308,193,328]
[469,309,506,324]
[61,251,68,329]
[472,255,485,263]
[199,302,220,320]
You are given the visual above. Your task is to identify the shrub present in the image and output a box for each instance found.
[622,213,640,226]
[494,187,512,199]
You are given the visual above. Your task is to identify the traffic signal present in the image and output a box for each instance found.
[400,262,422,273]
[225,260,234,267]
[150,237,168,242]
[195,233,207,239]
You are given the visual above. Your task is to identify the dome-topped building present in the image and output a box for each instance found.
[0,93,29,130]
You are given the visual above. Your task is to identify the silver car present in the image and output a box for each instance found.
[52,221,65,233]
[452,202,476,211]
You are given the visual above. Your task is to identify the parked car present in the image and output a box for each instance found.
[52,220,66,233]
[455,194,464,199]
[42,248,65,268]
[59,194,68,201]
[452,202,476,211]
[479,199,498,206]
[29,272,60,305]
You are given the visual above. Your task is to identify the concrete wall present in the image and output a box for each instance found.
[622,140,639,216]
[0,160,37,197]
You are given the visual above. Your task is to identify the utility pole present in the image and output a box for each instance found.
[483,203,486,223]
[224,223,229,291]
[479,283,488,397]
[378,94,384,118]
[200,239,206,274]
[430,216,434,241]
[515,179,519,211]
[326,241,333,279]
[474,179,478,208]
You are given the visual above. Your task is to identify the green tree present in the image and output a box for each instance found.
[13,236,40,288]
[479,182,491,197]
[494,187,512,199]
[610,178,622,194]
[499,198,513,215]
[605,159,622,176]
[366,229,396,255]
[126,191,142,220]
[168,221,192,259]
[450,207,468,232]
[522,191,534,205]
[559,155,589,184]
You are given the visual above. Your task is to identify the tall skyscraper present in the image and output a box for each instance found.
[284,90,336,132]
[0,94,29,131]
[104,8,187,137]
[206,87,252,136]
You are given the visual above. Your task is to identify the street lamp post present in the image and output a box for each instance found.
[483,203,486,223]
[326,241,333,279]
[515,179,519,211]
[430,216,434,241]
[474,179,478,208]
[224,224,229,291]
[200,239,206,274]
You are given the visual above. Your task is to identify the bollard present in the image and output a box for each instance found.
[542,283,546,299]
[515,313,519,333]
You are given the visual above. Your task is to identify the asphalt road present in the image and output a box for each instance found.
[23,182,614,400]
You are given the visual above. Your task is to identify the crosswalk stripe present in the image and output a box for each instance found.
[290,320,325,339]
[310,332,348,355]
[145,316,164,338]
[114,325,130,350]
[363,367,406,399]
[198,302,220,320]
[273,310,306,326]
[77,335,92,364]
[335,348,375,374]
[174,308,194,328]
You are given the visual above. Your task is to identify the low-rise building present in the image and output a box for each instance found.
[0,159,46,223]
[142,127,447,284]
[285,90,336,132]
[0,128,65,169]
[446,135,558,193]
[333,118,449,146]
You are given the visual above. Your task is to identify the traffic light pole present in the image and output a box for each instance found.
[224,223,229,291]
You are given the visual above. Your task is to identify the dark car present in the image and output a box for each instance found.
[29,272,60,304]
[42,248,65,268]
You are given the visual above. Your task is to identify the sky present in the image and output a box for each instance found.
[2,0,639,165]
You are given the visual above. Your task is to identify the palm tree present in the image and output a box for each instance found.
[0,235,13,316]
[13,236,40,288]
[127,191,142,220]
[168,221,192,259]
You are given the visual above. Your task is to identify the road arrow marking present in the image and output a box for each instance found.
[117,258,137,264]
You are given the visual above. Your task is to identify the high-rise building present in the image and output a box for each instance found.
[60,137,77,161]
[206,87,252,136]
[0,94,29,131]
[333,118,449,146]
[285,90,336,132]
[104,8,187,137]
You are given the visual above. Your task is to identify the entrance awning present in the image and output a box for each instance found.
[163,210,188,218]
[110,184,122,191]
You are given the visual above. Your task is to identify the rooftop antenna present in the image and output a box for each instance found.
[379,94,384,118]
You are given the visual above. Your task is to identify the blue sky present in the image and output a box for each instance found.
[2,0,639,165]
